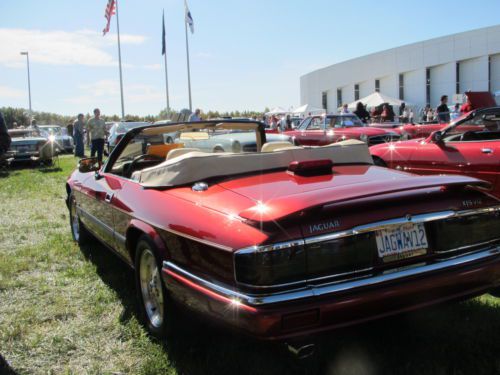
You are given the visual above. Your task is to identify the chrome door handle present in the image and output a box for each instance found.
[481,148,493,154]
[104,192,114,203]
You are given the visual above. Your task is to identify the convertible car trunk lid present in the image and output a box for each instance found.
[216,165,490,222]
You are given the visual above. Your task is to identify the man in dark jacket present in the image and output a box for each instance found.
[0,112,11,155]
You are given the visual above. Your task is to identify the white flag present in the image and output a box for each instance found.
[185,0,194,34]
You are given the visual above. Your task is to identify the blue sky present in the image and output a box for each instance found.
[1,0,500,117]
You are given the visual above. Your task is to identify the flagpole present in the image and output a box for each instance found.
[184,17,192,111]
[162,10,170,117]
[115,0,125,119]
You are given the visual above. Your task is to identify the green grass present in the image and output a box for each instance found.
[1,155,500,375]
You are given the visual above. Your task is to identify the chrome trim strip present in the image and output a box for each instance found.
[305,210,456,245]
[235,239,305,255]
[166,246,500,306]
[434,238,500,254]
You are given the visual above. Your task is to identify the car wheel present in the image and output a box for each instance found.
[69,193,90,245]
[135,235,172,338]
[166,137,173,144]
[213,146,224,153]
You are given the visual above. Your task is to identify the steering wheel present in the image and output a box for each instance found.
[459,131,477,141]
[124,154,164,177]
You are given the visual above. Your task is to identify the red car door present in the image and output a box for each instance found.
[407,113,500,194]
[79,172,124,248]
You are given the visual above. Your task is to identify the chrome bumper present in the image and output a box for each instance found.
[163,245,500,308]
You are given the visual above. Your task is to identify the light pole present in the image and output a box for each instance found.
[20,51,32,116]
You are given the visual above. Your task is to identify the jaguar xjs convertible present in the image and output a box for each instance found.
[66,120,500,341]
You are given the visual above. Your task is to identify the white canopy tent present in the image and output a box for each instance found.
[291,104,325,116]
[265,106,287,115]
[346,92,407,110]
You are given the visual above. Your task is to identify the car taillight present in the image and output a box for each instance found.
[288,159,333,176]
[234,241,307,287]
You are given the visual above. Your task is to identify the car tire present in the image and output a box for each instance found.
[135,235,173,338]
[165,137,173,144]
[213,146,224,153]
[68,193,91,245]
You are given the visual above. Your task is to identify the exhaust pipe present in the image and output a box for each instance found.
[286,342,316,359]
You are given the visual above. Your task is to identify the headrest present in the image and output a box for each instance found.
[167,147,201,160]
[261,141,294,152]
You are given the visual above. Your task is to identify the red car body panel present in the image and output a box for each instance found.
[285,126,394,146]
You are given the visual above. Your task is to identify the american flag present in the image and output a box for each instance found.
[102,0,116,36]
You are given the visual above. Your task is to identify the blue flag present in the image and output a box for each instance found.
[162,10,166,55]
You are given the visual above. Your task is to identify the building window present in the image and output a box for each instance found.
[426,68,431,106]
[354,84,360,101]
[488,56,491,92]
[375,79,380,93]
[456,62,460,94]
[398,74,404,100]
[337,88,342,108]
[321,91,328,110]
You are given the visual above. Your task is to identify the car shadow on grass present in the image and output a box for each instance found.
[78,240,500,375]
[0,354,18,375]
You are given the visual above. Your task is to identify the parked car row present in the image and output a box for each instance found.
[67,118,500,346]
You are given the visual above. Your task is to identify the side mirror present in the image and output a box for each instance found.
[431,131,443,144]
[78,157,100,173]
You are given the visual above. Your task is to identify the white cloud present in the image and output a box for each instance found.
[0,28,146,68]
[0,85,25,98]
[65,80,163,106]
[194,51,213,59]
[143,63,162,70]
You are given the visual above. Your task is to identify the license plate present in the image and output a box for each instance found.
[375,223,428,263]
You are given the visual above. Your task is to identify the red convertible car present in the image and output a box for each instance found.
[371,107,500,198]
[67,120,500,343]
[286,114,400,146]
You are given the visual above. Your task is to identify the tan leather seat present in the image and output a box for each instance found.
[167,147,201,160]
[261,141,294,152]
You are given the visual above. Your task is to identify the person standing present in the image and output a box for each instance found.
[340,104,350,114]
[189,109,201,122]
[73,113,85,158]
[436,95,450,123]
[450,103,461,121]
[86,108,106,164]
[0,112,11,156]
[353,102,370,124]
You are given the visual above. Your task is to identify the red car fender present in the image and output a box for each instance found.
[126,219,169,260]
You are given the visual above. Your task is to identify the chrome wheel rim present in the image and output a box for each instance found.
[70,199,80,241]
[140,249,164,328]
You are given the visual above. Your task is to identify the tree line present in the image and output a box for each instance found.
[1,106,269,129]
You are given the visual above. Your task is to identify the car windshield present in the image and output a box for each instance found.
[108,121,264,178]
[328,115,365,128]
[40,126,62,135]
[116,122,149,132]
[442,111,500,142]
[9,130,40,138]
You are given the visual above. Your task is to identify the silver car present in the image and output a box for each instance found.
[39,125,74,153]
[107,122,151,152]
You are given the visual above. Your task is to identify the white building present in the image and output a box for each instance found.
[300,25,500,114]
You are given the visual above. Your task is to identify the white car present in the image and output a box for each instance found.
[107,122,150,152]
